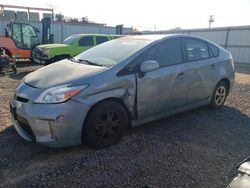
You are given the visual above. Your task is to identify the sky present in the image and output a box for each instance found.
[2,0,250,31]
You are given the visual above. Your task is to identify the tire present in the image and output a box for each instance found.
[84,101,129,149]
[30,46,38,64]
[210,81,228,109]
[11,65,17,74]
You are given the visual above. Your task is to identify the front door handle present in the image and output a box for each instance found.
[210,64,216,70]
[177,72,186,79]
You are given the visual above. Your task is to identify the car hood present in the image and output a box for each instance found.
[37,43,69,49]
[24,60,107,89]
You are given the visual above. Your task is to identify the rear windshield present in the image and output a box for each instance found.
[63,35,79,45]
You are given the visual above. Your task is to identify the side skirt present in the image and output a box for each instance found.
[131,98,211,127]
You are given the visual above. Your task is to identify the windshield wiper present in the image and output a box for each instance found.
[78,59,104,67]
[68,57,78,62]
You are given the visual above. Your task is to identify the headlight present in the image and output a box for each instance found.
[238,161,250,175]
[34,84,88,104]
[43,49,50,56]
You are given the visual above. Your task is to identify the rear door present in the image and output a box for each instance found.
[135,38,189,118]
[182,37,218,104]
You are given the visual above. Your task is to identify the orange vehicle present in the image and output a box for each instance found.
[0,21,40,61]
[0,18,52,63]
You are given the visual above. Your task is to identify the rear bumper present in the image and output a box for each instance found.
[10,99,90,148]
[228,71,235,94]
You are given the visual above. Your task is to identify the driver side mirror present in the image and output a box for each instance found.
[140,60,159,73]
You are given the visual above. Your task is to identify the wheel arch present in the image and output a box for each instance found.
[217,77,230,95]
[82,97,132,140]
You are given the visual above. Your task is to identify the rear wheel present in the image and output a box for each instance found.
[84,101,128,149]
[211,81,228,108]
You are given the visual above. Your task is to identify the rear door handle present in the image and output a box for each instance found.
[177,72,186,79]
[210,64,216,70]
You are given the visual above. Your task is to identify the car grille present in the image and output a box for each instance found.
[16,115,35,141]
[34,47,48,58]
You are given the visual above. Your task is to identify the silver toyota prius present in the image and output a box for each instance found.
[10,34,235,148]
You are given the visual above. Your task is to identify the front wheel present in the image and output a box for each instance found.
[210,81,228,108]
[84,101,129,149]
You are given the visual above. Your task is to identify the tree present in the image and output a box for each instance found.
[55,13,64,21]
[80,17,89,23]
[67,18,79,23]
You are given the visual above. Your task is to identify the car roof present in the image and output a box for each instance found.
[117,34,190,42]
[71,34,120,37]
[68,34,212,44]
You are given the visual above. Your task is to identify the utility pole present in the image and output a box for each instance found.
[209,15,214,28]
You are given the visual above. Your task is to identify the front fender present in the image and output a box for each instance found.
[73,77,136,118]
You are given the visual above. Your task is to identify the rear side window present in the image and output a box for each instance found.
[96,36,109,45]
[208,43,219,57]
[184,38,209,61]
[79,36,94,46]
[141,38,182,67]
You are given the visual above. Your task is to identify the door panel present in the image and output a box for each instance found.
[137,63,188,119]
[183,38,218,104]
[186,59,218,104]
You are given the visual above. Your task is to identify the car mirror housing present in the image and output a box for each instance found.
[237,157,250,175]
[140,60,159,73]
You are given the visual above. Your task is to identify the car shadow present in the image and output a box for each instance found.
[8,70,34,80]
[1,105,250,154]
[1,105,250,187]
[16,60,39,67]
[235,65,250,74]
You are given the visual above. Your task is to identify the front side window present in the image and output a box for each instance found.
[125,38,182,73]
[96,36,109,45]
[22,24,39,49]
[12,23,22,48]
[184,38,209,61]
[79,36,94,46]
[137,38,182,67]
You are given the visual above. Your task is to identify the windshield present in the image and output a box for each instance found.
[75,37,153,67]
[63,35,79,45]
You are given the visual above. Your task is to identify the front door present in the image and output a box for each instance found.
[136,38,189,119]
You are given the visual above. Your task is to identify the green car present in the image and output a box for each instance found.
[32,34,121,64]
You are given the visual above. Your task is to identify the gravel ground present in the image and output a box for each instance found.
[0,64,250,188]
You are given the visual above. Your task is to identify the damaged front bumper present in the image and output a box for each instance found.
[10,98,89,148]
